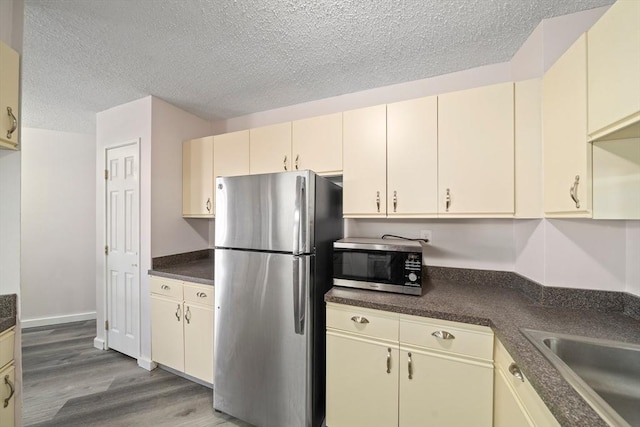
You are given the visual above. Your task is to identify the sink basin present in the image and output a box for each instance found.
[521,329,640,427]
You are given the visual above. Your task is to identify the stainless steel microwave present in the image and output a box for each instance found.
[333,238,424,295]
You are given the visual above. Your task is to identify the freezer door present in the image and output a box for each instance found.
[215,171,314,253]
[214,249,314,427]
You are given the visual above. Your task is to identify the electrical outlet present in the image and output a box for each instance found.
[419,229,432,242]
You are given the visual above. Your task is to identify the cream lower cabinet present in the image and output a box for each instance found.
[183,136,214,218]
[494,339,560,427]
[326,303,493,427]
[0,327,16,427]
[150,276,214,384]
[292,112,343,175]
[0,41,20,150]
[250,122,292,174]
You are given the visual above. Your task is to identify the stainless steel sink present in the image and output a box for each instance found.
[521,329,640,427]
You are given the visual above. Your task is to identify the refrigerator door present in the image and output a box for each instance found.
[214,249,314,427]
[215,171,314,254]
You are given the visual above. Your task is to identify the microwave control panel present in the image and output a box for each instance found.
[404,253,422,286]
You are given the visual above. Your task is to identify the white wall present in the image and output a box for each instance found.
[150,97,212,257]
[95,96,152,364]
[20,128,96,325]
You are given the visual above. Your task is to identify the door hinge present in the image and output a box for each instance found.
[104,169,109,180]
[105,245,109,255]
[105,320,109,330]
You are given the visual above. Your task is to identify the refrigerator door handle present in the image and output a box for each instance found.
[293,175,306,255]
[292,256,306,335]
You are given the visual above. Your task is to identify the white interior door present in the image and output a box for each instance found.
[105,143,140,358]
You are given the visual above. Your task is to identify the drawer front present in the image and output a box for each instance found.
[0,328,15,370]
[494,339,560,427]
[183,283,214,306]
[400,315,493,360]
[326,303,399,341]
[149,276,183,299]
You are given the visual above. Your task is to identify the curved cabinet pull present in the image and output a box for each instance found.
[160,285,170,290]
[376,191,381,213]
[206,198,212,213]
[386,348,392,374]
[175,304,181,321]
[196,291,207,298]
[4,375,15,408]
[509,363,525,382]
[350,315,369,324]
[393,191,398,213]
[569,175,580,209]
[185,306,192,324]
[431,330,455,340]
[6,107,17,140]
[445,188,452,212]
[295,154,299,170]
[284,155,288,171]
[407,352,413,380]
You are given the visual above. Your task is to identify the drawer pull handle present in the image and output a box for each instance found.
[161,285,170,290]
[431,330,455,340]
[408,352,413,380]
[196,292,207,298]
[386,348,391,374]
[350,316,369,324]
[4,375,15,408]
[509,363,525,382]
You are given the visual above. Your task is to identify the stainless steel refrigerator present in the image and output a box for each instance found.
[214,170,343,427]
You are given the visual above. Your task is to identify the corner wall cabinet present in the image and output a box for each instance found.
[343,104,387,217]
[0,327,16,427]
[183,136,214,218]
[543,34,591,217]
[493,339,560,427]
[249,122,292,174]
[150,276,214,384]
[587,0,640,141]
[213,130,250,214]
[0,41,20,150]
[438,82,515,217]
[326,303,494,427]
[292,112,343,175]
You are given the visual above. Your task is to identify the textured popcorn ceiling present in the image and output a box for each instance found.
[22,0,613,133]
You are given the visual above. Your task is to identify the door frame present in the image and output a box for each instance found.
[102,139,141,356]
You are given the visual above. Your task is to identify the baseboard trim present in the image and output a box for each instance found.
[137,357,157,371]
[94,337,106,350]
[21,311,97,329]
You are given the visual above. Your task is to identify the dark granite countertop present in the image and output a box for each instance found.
[0,294,17,334]
[325,275,640,427]
[148,250,214,286]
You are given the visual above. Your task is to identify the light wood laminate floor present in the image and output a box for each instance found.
[22,320,251,427]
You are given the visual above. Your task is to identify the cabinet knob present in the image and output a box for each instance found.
[431,330,455,340]
[376,191,381,213]
[284,155,288,171]
[445,188,452,212]
[350,315,369,324]
[3,375,15,408]
[407,352,413,380]
[185,306,192,324]
[509,363,525,382]
[206,197,212,213]
[196,291,207,298]
[161,285,170,290]
[569,175,580,209]
[175,304,181,321]
[387,347,392,374]
[295,154,299,170]
[393,191,398,212]
[6,107,17,140]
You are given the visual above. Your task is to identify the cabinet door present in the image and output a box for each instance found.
[326,332,399,427]
[213,130,249,214]
[292,112,342,175]
[438,82,515,216]
[184,303,214,384]
[387,96,438,217]
[494,368,535,427]
[343,104,387,217]
[0,42,20,150]
[588,0,640,140]
[151,295,185,372]
[183,136,214,217]
[399,348,493,427]
[543,34,591,217]
[0,364,15,427]
[250,122,292,174]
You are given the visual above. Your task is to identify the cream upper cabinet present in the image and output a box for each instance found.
[543,34,591,217]
[588,0,640,141]
[213,130,249,214]
[250,122,292,174]
[183,136,214,218]
[292,112,342,175]
[494,339,560,427]
[438,82,515,217]
[387,96,438,217]
[515,79,543,218]
[0,41,20,150]
[343,104,387,217]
